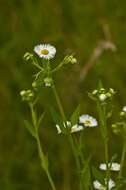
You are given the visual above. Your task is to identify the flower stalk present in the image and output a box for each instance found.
[29,102,57,190]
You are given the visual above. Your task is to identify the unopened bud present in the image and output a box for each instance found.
[123,106,126,112]
[23,52,33,61]
[44,77,53,87]
[20,89,34,101]
[99,94,107,101]
[92,90,98,95]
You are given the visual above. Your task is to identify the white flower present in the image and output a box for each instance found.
[34,44,56,59]
[71,124,83,133]
[99,162,120,171]
[93,180,106,190]
[123,106,126,112]
[79,115,98,127]
[93,179,115,190]
[99,94,107,101]
[56,121,84,134]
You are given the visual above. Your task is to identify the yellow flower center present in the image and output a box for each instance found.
[84,120,91,126]
[41,49,49,55]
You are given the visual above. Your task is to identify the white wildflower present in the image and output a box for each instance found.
[79,115,98,127]
[99,162,120,171]
[56,121,84,134]
[34,44,56,59]
[93,179,115,190]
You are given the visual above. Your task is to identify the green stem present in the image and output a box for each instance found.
[29,103,56,190]
[51,62,64,73]
[36,133,56,190]
[97,102,110,190]
[105,141,109,190]
[32,57,44,71]
[52,84,83,190]
[118,139,126,178]
[52,84,66,121]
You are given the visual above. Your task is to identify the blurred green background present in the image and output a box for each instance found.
[1,0,126,189]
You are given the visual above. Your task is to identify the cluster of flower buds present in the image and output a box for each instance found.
[20,89,34,101]
[112,106,126,136]
[43,77,53,87]
[32,76,53,88]
[23,52,33,61]
[62,55,77,65]
[89,88,115,103]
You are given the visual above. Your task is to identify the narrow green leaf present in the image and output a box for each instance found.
[50,108,65,133]
[70,104,80,126]
[24,120,36,138]
[37,111,45,129]
[92,166,105,185]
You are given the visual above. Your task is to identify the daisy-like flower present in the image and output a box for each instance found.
[93,179,115,190]
[79,114,98,127]
[34,44,56,59]
[123,106,126,112]
[99,162,120,171]
[56,121,83,134]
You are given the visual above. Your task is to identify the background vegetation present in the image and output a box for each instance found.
[0,0,126,189]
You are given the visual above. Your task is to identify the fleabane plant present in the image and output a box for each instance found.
[20,44,126,190]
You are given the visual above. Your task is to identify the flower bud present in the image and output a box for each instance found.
[99,94,107,101]
[92,90,98,95]
[44,77,53,87]
[123,106,126,112]
[23,52,33,61]
[20,89,34,101]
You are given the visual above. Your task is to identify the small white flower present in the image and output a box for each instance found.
[93,180,106,190]
[56,124,62,134]
[93,179,115,190]
[79,115,98,127]
[20,90,26,96]
[99,162,120,171]
[123,106,126,112]
[99,94,107,101]
[56,121,84,134]
[71,124,83,133]
[34,44,56,59]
